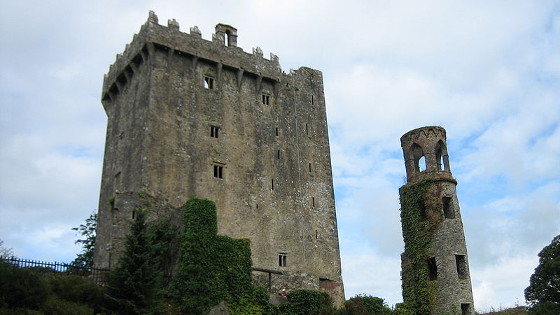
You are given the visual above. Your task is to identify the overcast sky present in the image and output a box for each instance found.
[1,0,559,311]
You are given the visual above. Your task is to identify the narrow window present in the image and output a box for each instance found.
[275,127,279,137]
[225,32,230,46]
[315,230,318,239]
[271,179,274,190]
[210,125,220,138]
[278,253,287,267]
[311,94,314,105]
[443,197,455,219]
[213,164,223,178]
[461,303,471,315]
[456,255,467,279]
[132,210,136,219]
[277,149,281,159]
[419,156,427,171]
[427,257,437,280]
[262,94,270,105]
[308,163,312,173]
[312,197,315,208]
[305,123,309,135]
[411,143,424,173]
[204,76,214,89]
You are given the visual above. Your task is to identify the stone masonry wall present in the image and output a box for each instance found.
[94,11,344,305]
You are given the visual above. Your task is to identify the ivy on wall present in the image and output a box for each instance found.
[171,197,266,314]
[399,180,444,315]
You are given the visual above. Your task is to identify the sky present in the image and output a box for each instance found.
[0,0,559,311]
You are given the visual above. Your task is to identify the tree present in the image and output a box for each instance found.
[104,209,161,315]
[70,212,97,269]
[525,234,560,314]
[0,239,14,257]
[344,295,393,315]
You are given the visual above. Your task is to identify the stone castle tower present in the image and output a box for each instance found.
[399,126,474,314]
[93,12,344,303]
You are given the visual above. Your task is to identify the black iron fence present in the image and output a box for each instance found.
[0,256,110,284]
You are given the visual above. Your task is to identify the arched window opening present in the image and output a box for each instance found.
[410,143,425,173]
[435,140,449,171]
[419,156,427,172]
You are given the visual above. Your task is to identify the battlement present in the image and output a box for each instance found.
[400,126,454,184]
[102,11,285,103]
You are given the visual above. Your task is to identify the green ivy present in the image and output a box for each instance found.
[399,180,445,315]
[108,195,115,212]
[172,197,265,315]
[279,289,333,315]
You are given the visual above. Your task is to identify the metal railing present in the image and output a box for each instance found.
[0,256,110,284]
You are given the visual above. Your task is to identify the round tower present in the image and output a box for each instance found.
[399,126,474,315]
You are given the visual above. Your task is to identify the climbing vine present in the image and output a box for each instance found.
[171,197,267,314]
[399,179,445,315]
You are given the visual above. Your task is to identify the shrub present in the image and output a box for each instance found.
[279,289,334,315]
[43,273,103,309]
[528,301,560,314]
[0,262,49,309]
[344,295,393,315]
[41,297,94,315]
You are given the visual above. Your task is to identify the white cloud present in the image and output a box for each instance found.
[0,0,559,310]
[472,255,538,312]
[341,247,403,307]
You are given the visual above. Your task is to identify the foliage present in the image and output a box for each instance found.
[40,297,93,315]
[526,301,560,314]
[147,218,181,285]
[70,212,97,271]
[477,306,528,315]
[399,180,444,315]
[43,273,103,309]
[0,261,102,314]
[0,239,13,258]
[393,302,415,315]
[171,197,266,315]
[343,295,393,315]
[278,289,334,315]
[104,209,162,314]
[0,261,49,309]
[525,234,560,313]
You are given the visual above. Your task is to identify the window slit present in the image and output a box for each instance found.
[428,257,437,280]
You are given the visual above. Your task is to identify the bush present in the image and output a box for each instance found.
[344,295,393,315]
[528,301,560,314]
[279,289,334,315]
[0,262,49,309]
[41,297,94,315]
[43,273,103,309]
[0,261,102,314]
[0,308,43,315]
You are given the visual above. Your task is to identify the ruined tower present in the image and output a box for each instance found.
[93,12,344,303]
[399,126,474,314]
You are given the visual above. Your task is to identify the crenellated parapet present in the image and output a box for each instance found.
[102,11,284,105]
[400,126,454,184]
[95,12,343,306]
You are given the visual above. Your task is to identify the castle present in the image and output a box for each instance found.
[93,12,344,304]
[399,126,475,314]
